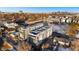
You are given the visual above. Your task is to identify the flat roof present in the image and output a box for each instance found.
[30,26,49,35]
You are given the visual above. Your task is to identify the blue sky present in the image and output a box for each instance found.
[0,7,79,13]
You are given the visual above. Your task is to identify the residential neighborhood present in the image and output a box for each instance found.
[0,7,79,51]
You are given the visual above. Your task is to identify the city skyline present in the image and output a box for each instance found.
[0,7,79,13]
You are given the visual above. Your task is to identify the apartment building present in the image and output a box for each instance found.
[29,25,53,44]
[18,26,30,40]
